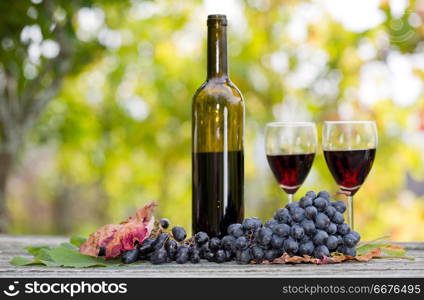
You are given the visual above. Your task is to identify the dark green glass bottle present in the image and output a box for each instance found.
[192,15,245,237]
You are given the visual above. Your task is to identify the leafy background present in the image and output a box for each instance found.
[1,0,424,241]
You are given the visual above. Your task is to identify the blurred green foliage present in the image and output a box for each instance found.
[2,0,424,241]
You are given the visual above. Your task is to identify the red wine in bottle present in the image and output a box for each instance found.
[192,15,244,237]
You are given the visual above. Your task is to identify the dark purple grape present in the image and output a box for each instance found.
[338,223,351,235]
[315,213,330,230]
[291,207,305,222]
[242,217,262,232]
[326,223,338,235]
[343,233,358,247]
[264,249,279,261]
[215,250,226,263]
[326,235,339,250]
[257,228,273,246]
[290,224,305,240]
[274,208,291,224]
[313,245,330,258]
[221,235,236,251]
[172,226,186,242]
[194,232,209,245]
[313,197,329,212]
[298,241,314,256]
[304,206,318,220]
[265,218,278,230]
[236,249,252,264]
[153,233,169,250]
[299,196,313,208]
[227,223,244,237]
[331,201,347,213]
[209,237,221,252]
[317,191,331,200]
[306,191,316,199]
[159,218,170,229]
[122,249,140,264]
[150,248,168,264]
[301,219,316,236]
[313,230,329,246]
[252,245,265,263]
[340,246,356,256]
[332,212,345,224]
[350,231,361,243]
[165,239,178,259]
[325,205,337,218]
[287,202,300,214]
[273,224,291,237]
[271,235,284,248]
[235,236,249,250]
[283,237,299,255]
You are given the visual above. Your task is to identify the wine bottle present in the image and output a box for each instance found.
[192,15,245,237]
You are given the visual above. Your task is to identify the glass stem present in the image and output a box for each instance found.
[347,195,354,229]
[287,193,294,204]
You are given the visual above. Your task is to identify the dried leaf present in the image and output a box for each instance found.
[79,202,157,258]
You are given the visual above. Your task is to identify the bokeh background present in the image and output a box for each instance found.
[0,0,423,241]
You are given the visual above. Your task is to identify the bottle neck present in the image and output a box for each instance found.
[207,22,228,79]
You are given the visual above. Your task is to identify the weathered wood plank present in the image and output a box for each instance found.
[0,235,423,278]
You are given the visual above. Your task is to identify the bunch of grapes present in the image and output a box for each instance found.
[120,190,360,264]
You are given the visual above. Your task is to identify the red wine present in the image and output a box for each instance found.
[192,151,244,237]
[324,148,376,195]
[266,153,315,194]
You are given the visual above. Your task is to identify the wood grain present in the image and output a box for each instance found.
[0,235,423,278]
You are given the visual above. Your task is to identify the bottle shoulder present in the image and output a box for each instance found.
[193,78,244,104]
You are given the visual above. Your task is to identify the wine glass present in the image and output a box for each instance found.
[265,122,317,203]
[322,121,377,229]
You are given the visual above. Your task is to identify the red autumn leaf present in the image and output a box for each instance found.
[79,202,157,259]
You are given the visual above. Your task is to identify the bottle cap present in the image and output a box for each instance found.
[207,14,227,26]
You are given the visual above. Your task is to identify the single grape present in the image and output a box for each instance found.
[221,235,236,251]
[139,237,155,258]
[298,241,314,256]
[313,230,329,246]
[291,207,305,223]
[194,232,209,245]
[204,250,215,262]
[313,245,330,259]
[271,235,284,249]
[326,235,339,250]
[190,252,201,264]
[340,246,356,257]
[301,219,316,236]
[153,233,168,250]
[242,217,262,232]
[315,213,330,230]
[215,250,226,263]
[264,249,279,262]
[274,208,291,224]
[121,249,140,264]
[338,223,351,235]
[224,250,233,261]
[265,218,278,230]
[336,235,344,246]
[331,201,347,213]
[317,190,331,200]
[150,248,168,265]
[290,224,305,240]
[326,223,338,235]
[304,206,318,220]
[299,196,313,208]
[257,228,273,246]
[325,206,337,218]
[332,212,345,224]
[172,226,187,242]
[165,239,178,259]
[300,235,311,243]
[209,237,221,252]
[350,231,361,244]
[305,191,317,199]
[283,237,299,255]
[287,202,300,214]
[227,223,244,238]
[273,224,291,237]
[313,197,329,212]
[236,249,252,264]
[235,236,249,250]
[343,233,358,247]
[159,218,170,229]
[251,245,265,263]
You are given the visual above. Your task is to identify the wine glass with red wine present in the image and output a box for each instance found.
[322,121,377,229]
[265,122,317,203]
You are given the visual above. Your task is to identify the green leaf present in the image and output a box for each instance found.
[24,246,52,257]
[70,236,87,248]
[48,245,121,268]
[60,242,79,251]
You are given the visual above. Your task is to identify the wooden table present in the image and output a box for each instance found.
[0,235,423,278]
